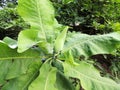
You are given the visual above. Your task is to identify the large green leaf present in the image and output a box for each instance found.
[17,0,60,53]
[62,32,120,58]
[29,62,57,90]
[1,60,42,90]
[17,0,55,34]
[63,61,120,90]
[0,41,42,89]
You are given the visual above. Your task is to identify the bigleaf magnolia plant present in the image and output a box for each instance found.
[0,0,120,90]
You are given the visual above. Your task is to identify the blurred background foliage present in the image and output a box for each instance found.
[0,0,17,7]
[0,0,29,39]
[1,0,120,38]
[0,0,120,83]
[51,0,120,34]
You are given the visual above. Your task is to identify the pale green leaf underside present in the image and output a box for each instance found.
[63,32,120,58]
[63,61,120,90]
[29,62,57,90]
[17,29,43,53]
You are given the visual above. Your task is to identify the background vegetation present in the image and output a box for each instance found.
[0,0,28,39]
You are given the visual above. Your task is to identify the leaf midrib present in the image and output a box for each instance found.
[44,68,52,90]
[0,56,40,60]
[36,0,46,41]
[63,34,112,53]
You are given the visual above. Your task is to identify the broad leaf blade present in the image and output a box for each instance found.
[63,61,120,90]
[17,0,55,39]
[1,60,42,90]
[0,41,42,89]
[17,0,60,53]
[29,62,57,90]
[63,32,120,58]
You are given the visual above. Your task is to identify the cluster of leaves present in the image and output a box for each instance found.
[52,0,120,82]
[51,0,120,34]
[0,0,120,90]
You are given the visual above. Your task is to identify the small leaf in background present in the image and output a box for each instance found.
[3,37,17,49]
